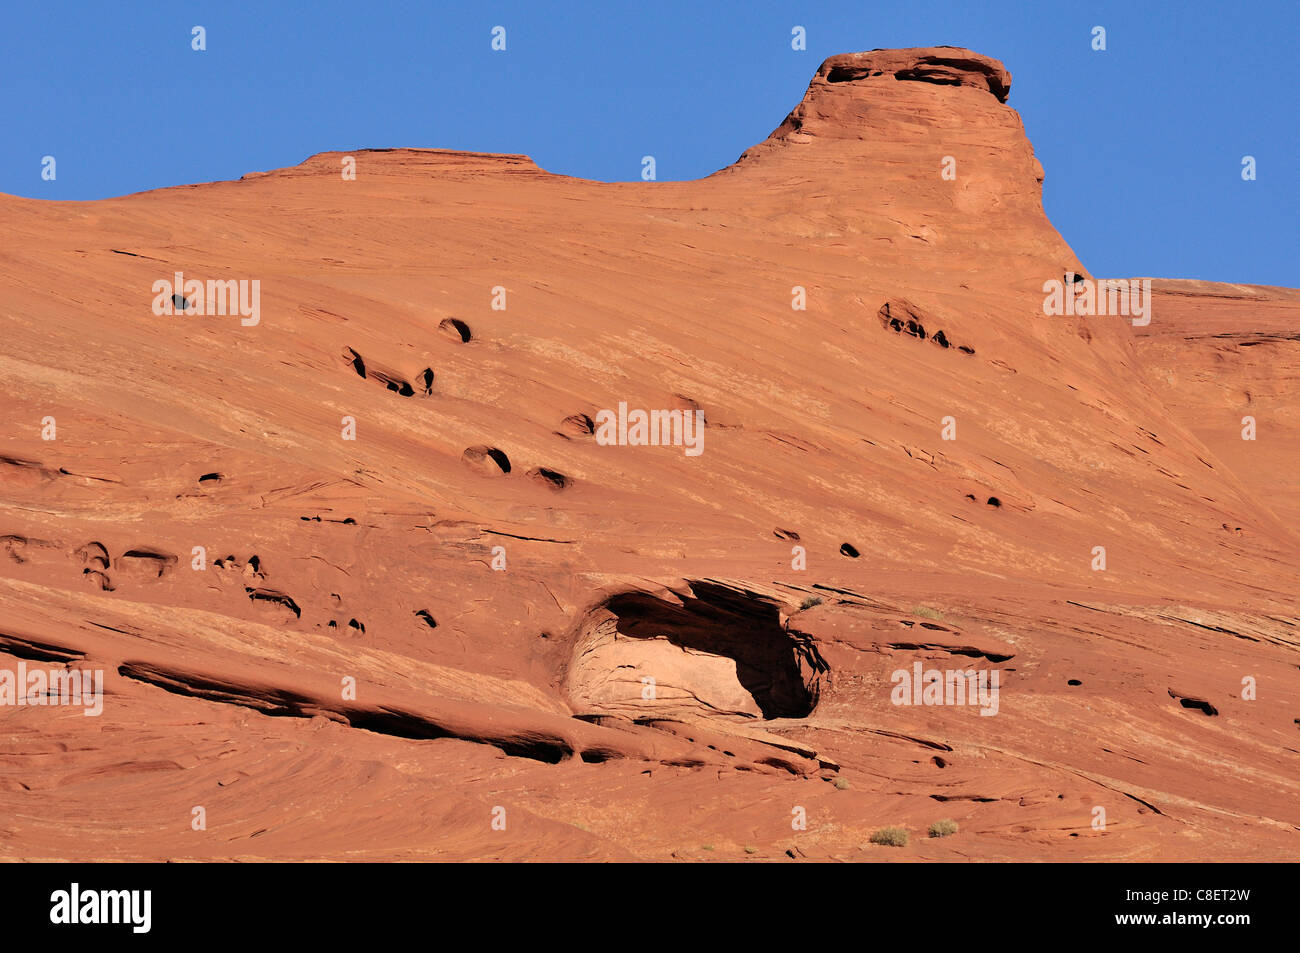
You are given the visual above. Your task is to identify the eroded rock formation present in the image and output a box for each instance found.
[0,48,1295,861]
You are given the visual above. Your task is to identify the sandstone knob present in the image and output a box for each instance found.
[813,46,1012,102]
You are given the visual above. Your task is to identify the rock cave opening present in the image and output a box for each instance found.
[568,582,827,720]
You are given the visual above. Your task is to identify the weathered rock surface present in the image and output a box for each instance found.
[0,48,1295,861]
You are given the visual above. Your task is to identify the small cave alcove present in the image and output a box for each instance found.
[567,582,828,720]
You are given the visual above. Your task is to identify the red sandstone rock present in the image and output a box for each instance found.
[0,48,1295,862]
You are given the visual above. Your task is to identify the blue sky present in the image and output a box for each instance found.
[3,1,1295,285]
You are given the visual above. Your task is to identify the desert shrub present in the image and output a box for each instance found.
[929,819,959,838]
[870,826,909,847]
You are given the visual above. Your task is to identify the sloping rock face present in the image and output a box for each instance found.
[1134,281,1300,526]
[0,48,1296,861]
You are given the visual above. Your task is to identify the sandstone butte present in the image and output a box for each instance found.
[0,47,1296,862]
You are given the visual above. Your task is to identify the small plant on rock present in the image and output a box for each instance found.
[869,826,909,847]
[928,819,959,838]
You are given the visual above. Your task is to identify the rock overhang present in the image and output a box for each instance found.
[815,47,1012,103]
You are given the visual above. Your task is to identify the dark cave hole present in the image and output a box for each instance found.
[439,317,472,342]
[1178,696,1218,716]
[598,583,828,719]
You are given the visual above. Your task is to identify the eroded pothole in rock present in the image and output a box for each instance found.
[565,581,827,721]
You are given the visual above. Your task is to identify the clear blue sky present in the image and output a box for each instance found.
[3,1,1295,286]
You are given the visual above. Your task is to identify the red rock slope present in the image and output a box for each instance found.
[0,48,1296,861]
